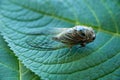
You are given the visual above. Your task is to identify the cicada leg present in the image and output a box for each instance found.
[80,43,86,47]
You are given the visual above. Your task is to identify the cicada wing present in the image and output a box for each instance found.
[26,36,68,50]
[25,27,69,50]
[27,27,68,35]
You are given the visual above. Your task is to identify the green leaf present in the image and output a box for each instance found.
[0,34,40,80]
[0,0,120,80]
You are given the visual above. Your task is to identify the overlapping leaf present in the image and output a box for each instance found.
[0,0,120,80]
[0,35,40,80]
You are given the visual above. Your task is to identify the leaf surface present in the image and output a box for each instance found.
[0,0,120,80]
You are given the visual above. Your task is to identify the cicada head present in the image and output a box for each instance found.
[74,26,96,46]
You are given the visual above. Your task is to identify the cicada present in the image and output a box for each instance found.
[52,25,96,47]
[27,25,96,49]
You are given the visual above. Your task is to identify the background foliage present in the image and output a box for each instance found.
[0,35,40,80]
[0,0,120,80]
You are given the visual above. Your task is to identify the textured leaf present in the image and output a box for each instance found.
[0,34,40,80]
[0,0,120,80]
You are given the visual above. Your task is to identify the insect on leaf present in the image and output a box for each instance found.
[0,0,120,80]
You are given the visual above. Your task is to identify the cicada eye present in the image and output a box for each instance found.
[92,35,96,40]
